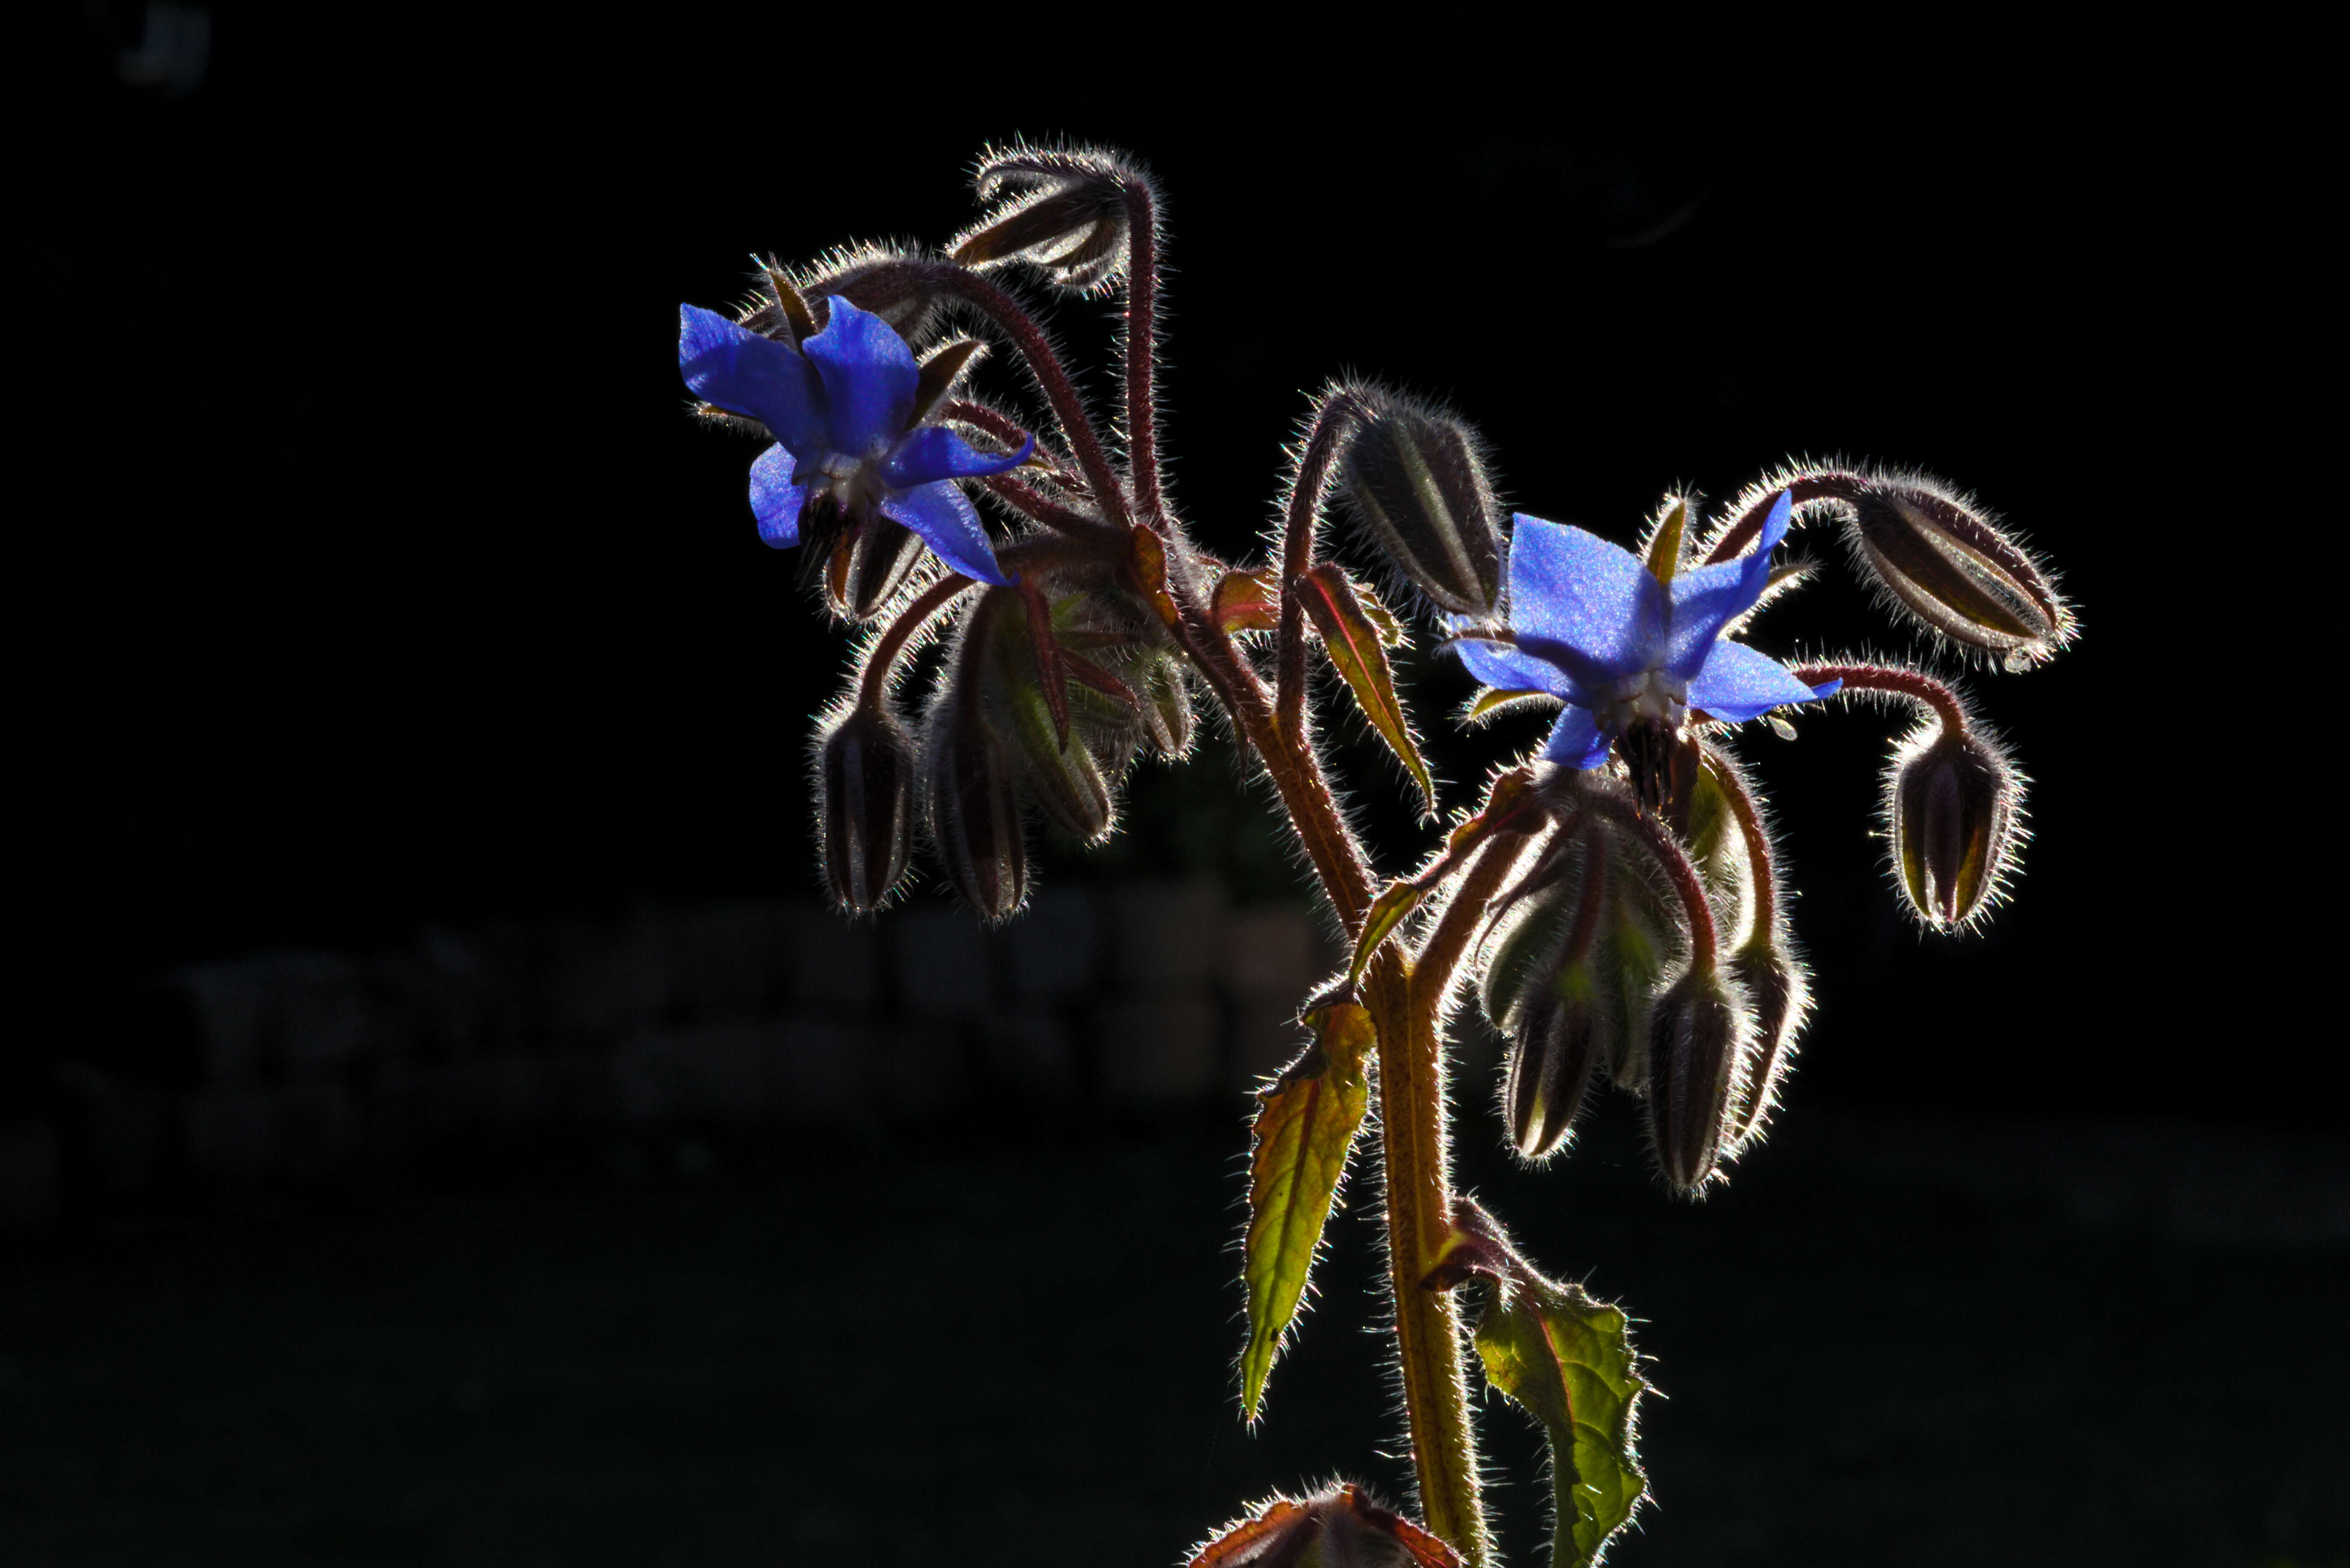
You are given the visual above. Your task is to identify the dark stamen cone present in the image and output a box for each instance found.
[1336,389,1503,618]
[837,517,929,623]
[1888,722,2022,930]
[1646,966,1754,1195]
[816,705,915,915]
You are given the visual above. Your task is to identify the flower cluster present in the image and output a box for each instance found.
[675,142,2073,1567]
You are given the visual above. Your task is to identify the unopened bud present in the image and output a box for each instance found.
[1646,965,1753,1195]
[1133,649,1195,758]
[950,145,1145,292]
[1336,389,1504,618]
[1888,722,2020,930]
[1187,1482,1463,1568]
[817,705,916,915]
[924,710,1028,923]
[1597,826,1684,1089]
[1841,473,2074,667]
[1505,966,1604,1161]
[1724,939,1809,1146]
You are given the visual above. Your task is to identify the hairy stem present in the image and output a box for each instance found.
[1704,469,1868,563]
[1699,743,1780,945]
[854,575,975,710]
[1586,791,1722,973]
[1274,390,1368,739]
[1121,179,1166,523]
[919,263,1134,529]
[1789,659,1971,736]
[1176,605,1488,1557]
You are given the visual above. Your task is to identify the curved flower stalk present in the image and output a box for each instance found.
[672,148,2074,1566]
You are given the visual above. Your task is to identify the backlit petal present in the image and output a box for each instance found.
[880,426,1036,489]
[1663,491,1790,677]
[879,481,1010,585]
[748,444,808,548]
[1687,636,1839,723]
[678,305,826,454]
[1448,632,1583,699]
[1541,706,1612,769]
[803,295,918,459]
[1506,516,1667,680]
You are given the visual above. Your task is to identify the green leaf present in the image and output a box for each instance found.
[1298,562,1437,819]
[1474,1275,1649,1566]
[1238,1001,1375,1422]
[1214,566,1280,634]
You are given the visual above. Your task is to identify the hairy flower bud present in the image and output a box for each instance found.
[1724,938,1809,1146]
[1646,965,1754,1195]
[1479,829,1612,1160]
[1597,826,1685,1089]
[1839,472,2074,668]
[816,704,915,915]
[1888,722,2021,930]
[1336,390,1504,618]
[1133,648,1195,758]
[828,516,930,623]
[1188,1482,1463,1568]
[949,145,1145,292]
[924,709,1028,923]
[1505,969,1605,1161]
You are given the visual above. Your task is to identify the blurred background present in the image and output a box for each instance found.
[11,8,2338,1566]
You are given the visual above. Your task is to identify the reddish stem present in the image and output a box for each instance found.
[1122,180,1166,524]
[1585,790,1722,972]
[856,574,975,709]
[1275,390,1369,739]
[1789,660,1971,736]
[1704,470,1868,563]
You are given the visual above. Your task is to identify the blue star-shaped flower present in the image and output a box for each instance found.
[678,295,1033,586]
[1451,492,1840,769]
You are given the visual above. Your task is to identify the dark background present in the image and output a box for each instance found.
[12,9,2338,1568]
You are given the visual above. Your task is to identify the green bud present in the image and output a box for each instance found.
[948,145,1145,292]
[1336,388,1503,617]
[1725,938,1809,1146]
[1842,474,2074,668]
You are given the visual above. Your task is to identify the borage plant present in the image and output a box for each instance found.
[677,144,2075,1565]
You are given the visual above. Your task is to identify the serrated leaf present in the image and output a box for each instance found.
[1474,1277,1648,1566]
[1298,562,1436,819]
[1214,567,1280,634]
[1239,1001,1375,1422]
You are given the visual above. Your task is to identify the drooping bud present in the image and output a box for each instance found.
[1480,826,1612,1160]
[1887,721,2021,930]
[1596,826,1685,1089]
[949,145,1145,292]
[1839,472,2074,668]
[816,704,916,915]
[923,706,1028,924]
[1187,1482,1464,1568]
[1132,648,1195,758]
[1336,389,1504,618]
[1724,938,1809,1146]
[1646,965,1754,1195]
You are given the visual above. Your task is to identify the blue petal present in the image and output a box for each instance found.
[1506,516,1668,683]
[1686,637,1838,723]
[802,296,918,460]
[1662,491,1791,678]
[879,481,1011,585]
[1447,632,1583,701]
[880,426,1036,489]
[1540,706,1613,770]
[748,445,808,548]
[678,305,826,454]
